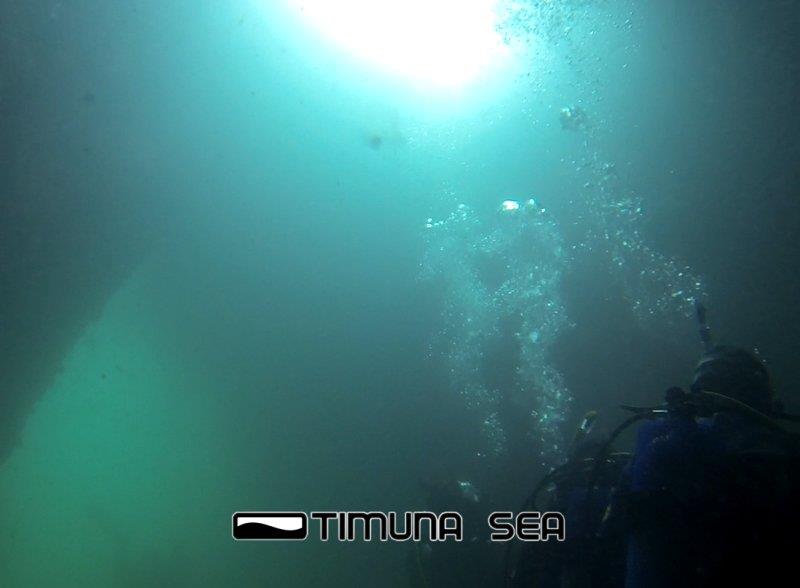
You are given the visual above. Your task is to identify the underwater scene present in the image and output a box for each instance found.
[1,1,799,586]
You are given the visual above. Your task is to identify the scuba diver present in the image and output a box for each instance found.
[620,303,800,587]
[511,301,799,587]
[506,412,630,587]
[408,477,502,588]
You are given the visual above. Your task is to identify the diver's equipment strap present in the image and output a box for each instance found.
[696,390,795,438]
[622,390,799,443]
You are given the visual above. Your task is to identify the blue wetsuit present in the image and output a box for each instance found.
[625,415,716,588]
[624,413,796,587]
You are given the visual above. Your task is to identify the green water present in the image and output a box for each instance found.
[2,1,798,586]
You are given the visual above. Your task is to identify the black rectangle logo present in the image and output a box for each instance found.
[232,512,308,540]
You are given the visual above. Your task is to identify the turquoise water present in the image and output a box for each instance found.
[1,1,798,586]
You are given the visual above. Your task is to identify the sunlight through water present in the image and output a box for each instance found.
[288,0,511,90]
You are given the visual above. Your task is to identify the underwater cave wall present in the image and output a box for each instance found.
[0,3,165,464]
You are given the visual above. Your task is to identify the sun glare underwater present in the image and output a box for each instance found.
[287,0,513,91]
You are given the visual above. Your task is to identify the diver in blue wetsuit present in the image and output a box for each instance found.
[624,345,799,588]
[623,391,715,587]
